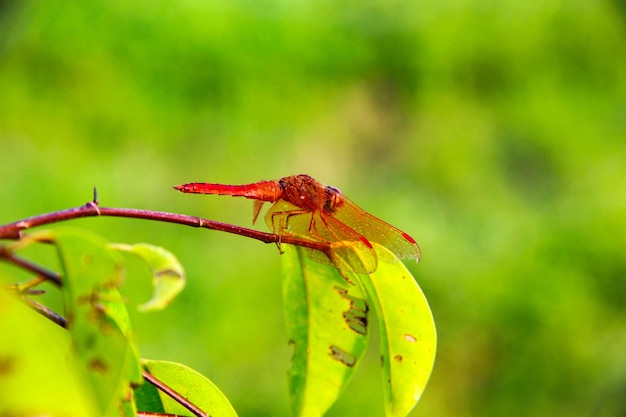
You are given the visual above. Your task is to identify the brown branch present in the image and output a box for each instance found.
[0,251,62,286]
[0,198,329,254]
[20,296,67,327]
[0,191,285,417]
[143,372,210,417]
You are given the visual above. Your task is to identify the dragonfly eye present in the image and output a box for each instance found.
[324,186,344,213]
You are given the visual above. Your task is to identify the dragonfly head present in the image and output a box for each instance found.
[324,186,344,214]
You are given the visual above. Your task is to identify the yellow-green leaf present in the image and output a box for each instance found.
[282,245,370,417]
[139,359,238,417]
[357,244,436,417]
[110,243,185,312]
[0,289,98,417]
[51,227,143,417]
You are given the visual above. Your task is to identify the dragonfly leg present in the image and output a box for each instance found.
[338,269,355,285]
[273,241,284,254]
[269,209,309,236]
[272,213,284,254]
[307,211,332,241]
[268,209,306,255]
[267,209,323,257]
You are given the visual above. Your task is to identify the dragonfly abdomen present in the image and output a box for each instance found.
[174,181,282,202]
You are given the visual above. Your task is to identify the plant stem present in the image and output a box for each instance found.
[143,372,210,417]
[0,251,62,286]
[20,296,67,327]
[0,198,329,254]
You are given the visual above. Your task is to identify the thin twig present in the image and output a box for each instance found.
[19,296,67,327]
[0,251,62,286]
[0,200,329,254]
[142,372,210,417]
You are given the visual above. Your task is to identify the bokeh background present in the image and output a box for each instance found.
[1,1,625,416]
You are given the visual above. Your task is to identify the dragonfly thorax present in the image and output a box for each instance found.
[278,174,344,214]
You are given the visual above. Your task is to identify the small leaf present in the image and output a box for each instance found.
[139,359,238,417]
[0,289,98,416]
[357,244,436,417]
[282,245,370,417]
[51,227,143,417]
[110,243,185,312]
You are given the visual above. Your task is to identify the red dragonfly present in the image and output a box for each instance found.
[174,174,420,274]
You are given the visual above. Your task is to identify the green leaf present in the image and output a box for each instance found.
[282,245,370,417]
[139,359,238,417]
[110,243,185,312]
[357,244,436,417]
[0,289,98,416]
[50,227,143,417]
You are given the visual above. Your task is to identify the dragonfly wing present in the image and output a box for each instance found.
[264,200,377,274]
[308,211,378,274]
[333,198,421,263]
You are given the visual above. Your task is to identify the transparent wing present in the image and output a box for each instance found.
[332,198,421,263]
[309,211,378,274]
[264,200,378,274]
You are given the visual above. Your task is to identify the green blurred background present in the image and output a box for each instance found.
[1,1,625,416]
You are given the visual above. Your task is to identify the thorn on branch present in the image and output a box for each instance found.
[85,187,101,214]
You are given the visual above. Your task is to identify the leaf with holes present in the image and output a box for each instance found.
[356,244,436,417]
[282,245,370,417]
[110,243,185,312]
[51,227,143,417]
